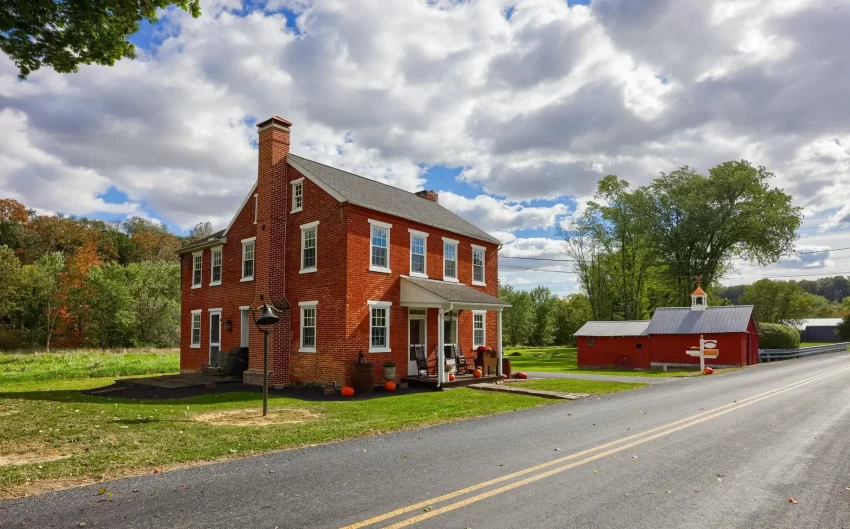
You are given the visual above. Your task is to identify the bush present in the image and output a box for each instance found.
[758,323,801,349]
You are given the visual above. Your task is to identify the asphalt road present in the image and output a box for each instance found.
[3,352,850,529]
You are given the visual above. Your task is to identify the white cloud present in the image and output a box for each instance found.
[438,192,568,234]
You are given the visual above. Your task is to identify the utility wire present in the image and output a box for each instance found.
[498,264,850,280]
[499,246,850,264]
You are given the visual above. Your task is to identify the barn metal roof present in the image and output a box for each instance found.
[787,318,843,330]
[574,321,650,337]
[647,306,754,335]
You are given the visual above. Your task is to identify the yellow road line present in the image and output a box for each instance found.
[340,363,850,529]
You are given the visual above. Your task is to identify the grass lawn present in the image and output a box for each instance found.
[507,378,647,394]
[800,342,845,347]
[505,347,703,377]
[0,348,179,383]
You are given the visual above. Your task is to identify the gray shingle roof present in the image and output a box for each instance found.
[288,154,501,245]
[401,276,510,307]
[574,321,650,337]
[177,229,226,254]
[647,306,754,335]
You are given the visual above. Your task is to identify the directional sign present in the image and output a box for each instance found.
[685,335,720,370]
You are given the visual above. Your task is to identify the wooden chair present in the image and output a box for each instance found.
[413,345,435,378]
[454,344,471,375]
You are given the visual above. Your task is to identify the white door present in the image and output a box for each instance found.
[408,309,427,376]
[240,308,250,347]
[209,310,222,364]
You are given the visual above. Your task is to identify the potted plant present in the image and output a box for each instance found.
[383,361,397,381]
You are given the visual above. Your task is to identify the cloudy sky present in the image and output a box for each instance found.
[2,0,849,295]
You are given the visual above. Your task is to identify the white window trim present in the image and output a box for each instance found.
[209,246,223,286]
[190,309,202,348]
[472,310,487,348]
[442,237,459,283]
[368,219,392,274]
[291,178,304,213]
[299,300,318,353]
[253,193,258,224]
[241,237,256,282]
[300,220,319,274]
[408,228,429,278]
[191,251,203,289]
[367,300,392,353]
[472,244,486,286]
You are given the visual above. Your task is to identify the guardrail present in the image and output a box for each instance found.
[759,342,850,362]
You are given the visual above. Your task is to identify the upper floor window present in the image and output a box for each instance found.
[472,245,485,286]
[241,237,255,281]
[299,301,318,353]
[190,309,202,348]
[291,178,304,213]
[369,219,392,273]
[409,229,428,277]
[473,311,486,347]
[300,221,318,273]
[192,252,202,288]
[443,238,458,282]
[210,246,222,286]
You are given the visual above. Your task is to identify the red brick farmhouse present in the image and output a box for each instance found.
[575,285,759,370]
[177,116,509,388]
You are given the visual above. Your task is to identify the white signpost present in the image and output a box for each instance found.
[686,334,719,373]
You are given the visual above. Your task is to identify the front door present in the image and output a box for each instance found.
[209,310,221,364]
[408,309,427,376]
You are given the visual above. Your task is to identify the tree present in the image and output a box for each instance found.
[19,252,65,351]
[642,161,802,305]
[129,260,180,346]
[0,199,29,223]
[1,0,201,79]
[499,285,532,346]
[836,314,850,341]
[0,245,23,320]
[185,221,213,244]
[740,279,813,326]
[85,262,135,347]
[553,294,593,346]
[528,286,556,346]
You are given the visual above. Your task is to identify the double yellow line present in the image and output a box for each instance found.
[342,363,850,529]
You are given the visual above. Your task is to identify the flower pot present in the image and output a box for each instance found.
[383,366,396,381]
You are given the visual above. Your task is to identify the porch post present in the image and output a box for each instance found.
[437,308,445,387]
[497,309,503,377]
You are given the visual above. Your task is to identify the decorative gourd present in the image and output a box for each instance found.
[448,374,456,382]
[341,386,355,397]
[516,372,528,379]
[384,381,397,392]
[502,374,508,380]
[473,368,483,379]
[703,367,714,375]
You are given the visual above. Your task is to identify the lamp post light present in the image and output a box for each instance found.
[253,301,280,417]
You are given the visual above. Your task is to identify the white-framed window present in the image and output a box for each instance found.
[190,309,202,348]
[473,311,486,348]
[239,306,250,347]
[443,238,458,282]
[409,229,428,277]
[369,219,392,273]
[253,193,258,224]
[241,237,256,281]
[291,178,304,213]
[299,301,318,353]
[472,245,486,286]
[368,300,392,353]
[192,252,202,288]
[300,221,318,273]
[210,246,222,286]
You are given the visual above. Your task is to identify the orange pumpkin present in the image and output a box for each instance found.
[703,367,714,375]
[384,381,397,392]
[473,369,483,379]
[341,386,355,397]
[516,372,528,379]
[448,374,456,382]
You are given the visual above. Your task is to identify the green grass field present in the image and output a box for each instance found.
[0,348,179,383]
[508,378,647,394]
[504,347,703,377]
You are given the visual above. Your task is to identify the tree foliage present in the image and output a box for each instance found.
[740,279,834,325]
[758,323,801,350]
[1,0,201,79]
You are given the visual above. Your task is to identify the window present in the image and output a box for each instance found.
[192,252,202,288]
[636,343,643,349]
[473,311,486,348]
[369,219,392,273]
[253,193,258,224]
[368,300,392,352]
[240,307,250,347]
[300,221,318,273]
[587,339,595,346]
[291,178,304,213]
[409,229,428,277]
[472,245,485,286]
[241,237,255,281]
[190,310,202,348]
[299,301,318,352]
[210,246,222,286]
[443,238,458,281]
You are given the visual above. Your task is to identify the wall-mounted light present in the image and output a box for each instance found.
[224,319,232,332]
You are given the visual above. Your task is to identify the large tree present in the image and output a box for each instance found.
[499,285,533,346]
[1,0,201,79]
[740,279,814,326]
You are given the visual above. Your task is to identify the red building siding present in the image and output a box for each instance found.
[577,336,650,369]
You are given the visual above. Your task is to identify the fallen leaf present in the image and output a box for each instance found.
[717,478,722,482]
[554,448,561,452]
[632,455,638,459]
[153,468,162,474]
[78,523,87,528]
[789,498,798,504]
[423,506,433,512]
[666,490,672,494]
[98,488,107,495]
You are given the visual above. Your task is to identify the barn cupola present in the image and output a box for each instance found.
[691,275,708,311]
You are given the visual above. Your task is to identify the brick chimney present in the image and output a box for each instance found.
[415,189,439,203]
[246,116,292,387]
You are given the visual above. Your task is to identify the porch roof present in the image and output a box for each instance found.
[400,276,511,310]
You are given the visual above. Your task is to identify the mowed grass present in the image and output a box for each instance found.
[508,378,647,394]
[0,349,179,383]
[505,347,701,377]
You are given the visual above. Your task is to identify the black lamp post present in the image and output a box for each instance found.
[253,301,280,417]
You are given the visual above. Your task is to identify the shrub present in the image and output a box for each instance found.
[758,323,800,349]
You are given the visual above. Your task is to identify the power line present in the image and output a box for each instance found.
[498,264,850,280]
[499,246,850,264]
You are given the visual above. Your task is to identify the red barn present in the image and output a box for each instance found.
[577,285,759,370]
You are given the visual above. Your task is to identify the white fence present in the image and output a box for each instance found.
[759,342,850,362]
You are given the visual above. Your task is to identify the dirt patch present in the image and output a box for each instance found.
[0,405,19,417]
[0,452,71,467]
[192,407,322,427]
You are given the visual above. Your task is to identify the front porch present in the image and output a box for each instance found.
[402,373,503,389]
